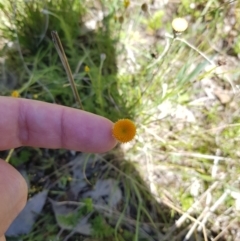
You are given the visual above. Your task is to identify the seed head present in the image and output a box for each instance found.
[141,3,148,13]
[171,17,188,32]
[118,15,124,23]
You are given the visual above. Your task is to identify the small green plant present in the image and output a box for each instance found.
[83,198,94,213]
[57,198,94,228]
[10,150,31,166]
[233,35,240,55]
[57,208,83,227]
[91,215,114,239]
[143,10,164,31]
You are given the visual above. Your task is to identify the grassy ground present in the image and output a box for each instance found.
[1,0,240,240]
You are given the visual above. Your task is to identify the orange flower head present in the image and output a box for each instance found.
[112,119,136,143]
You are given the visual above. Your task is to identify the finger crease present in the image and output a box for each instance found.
[60,108,66,149]
[17,101,30,146]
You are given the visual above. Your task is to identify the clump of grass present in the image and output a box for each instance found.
[0,0,134,120]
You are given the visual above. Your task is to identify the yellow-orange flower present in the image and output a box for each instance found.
[124,0,130,9]
[84,65,90,73]
[11,90,20,98]
[112,119,136,143]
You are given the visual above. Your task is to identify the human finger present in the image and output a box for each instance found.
[0,97,117,153]
[0,159,28,237]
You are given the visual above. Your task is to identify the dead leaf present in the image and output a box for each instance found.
[82,179,122,208]
[68,154,96,199]
[214,90,232,104]
[6,190,48,236]
[50,199,92,236]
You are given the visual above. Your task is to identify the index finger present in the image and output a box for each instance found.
[0,97,117,153]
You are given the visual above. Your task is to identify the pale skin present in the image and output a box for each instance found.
[0,97,117,241]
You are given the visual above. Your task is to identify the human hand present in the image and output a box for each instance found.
[0,96,117,241]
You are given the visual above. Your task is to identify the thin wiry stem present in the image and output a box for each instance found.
[165,33,215,66]
[197,190,230,232]
[212,217,237,241]
[161,197,209,241]
[183,207,209,241]
[5,148,14,163]
[165,33,236,92]
[51,31,83,109]
[162,181,219,241]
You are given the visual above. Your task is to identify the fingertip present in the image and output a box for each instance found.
[74,114,118,153]
[99,118,118,153]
